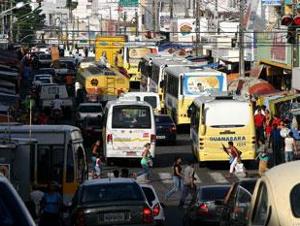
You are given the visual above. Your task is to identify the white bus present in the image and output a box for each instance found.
[164,65,227,125]
[102,98,156,164]
[139,53,171,92]
[150,57,208,112]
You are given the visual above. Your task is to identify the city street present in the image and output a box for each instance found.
[101,133,258,226]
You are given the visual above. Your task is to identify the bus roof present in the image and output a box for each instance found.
[124,42,157,47]
[193,95,250,106]
[151,57,189,67]
[0,124,80,133]
[165,65,223,77]
[106,98,152,109]
[141,53,172,62]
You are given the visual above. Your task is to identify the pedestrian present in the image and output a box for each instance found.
[39,182,63,226]
[30,184,44,220]
[165,157,183,200]
[136,143,152,181]
[223,141,241,177]
[99,51,108,67]
[254,107,266,145]
[284,131,296,162]
[94,153,102,179]
[178,160,195,208]
[91,140,101,171]
[256,140,269,176]
[84,47,89,58]
[113,169,120,178]
[269,123,284,166]
[265,109,273,143]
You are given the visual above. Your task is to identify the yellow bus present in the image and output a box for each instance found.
[76,62,129,101]
[188,95,256,163]
[0,124,87,202]
[164,65,227,125]
[115,42,158,90]
[95,35,127,65]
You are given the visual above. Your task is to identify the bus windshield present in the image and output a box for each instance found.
[182,75,224,96]
[112,105,151,129]
[205,102,250,127]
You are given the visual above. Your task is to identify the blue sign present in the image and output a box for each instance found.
[261,0,281,5]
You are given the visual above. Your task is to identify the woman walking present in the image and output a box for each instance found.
[165,157,183,200]
[136,143,152,181]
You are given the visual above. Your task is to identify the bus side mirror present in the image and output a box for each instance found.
[200,124,206,136]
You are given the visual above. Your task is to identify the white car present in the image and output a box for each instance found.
[32,74,53,87]
[141,184,166,226]
[76,102,103,122]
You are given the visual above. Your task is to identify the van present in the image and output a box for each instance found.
[122,92,161,113]
[248,161,300,226]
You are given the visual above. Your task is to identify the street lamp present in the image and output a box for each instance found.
[0,2,29,17]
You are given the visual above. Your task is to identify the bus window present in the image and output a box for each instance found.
[144,96,157,109]
[37,145,64,185]
[75,145,86,183]
[112,105,151,129]
[66,144,74,183]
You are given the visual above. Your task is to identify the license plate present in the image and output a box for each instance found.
[126,151,137,156]
[157,135,166,139]
[103,213,125,223]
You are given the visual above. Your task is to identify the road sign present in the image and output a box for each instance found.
[261,0,281,5]
[119,0,138,7]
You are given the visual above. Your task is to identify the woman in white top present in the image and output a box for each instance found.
[284,132,296,162]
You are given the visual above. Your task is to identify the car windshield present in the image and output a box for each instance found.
[155,115,173,123]
[200,186,230,202]
[79,105,102,113]
[112,105,151,129]
[81,183,144,204]
[37,77,51,83]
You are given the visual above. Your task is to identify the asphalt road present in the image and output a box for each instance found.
[101,133,259,226]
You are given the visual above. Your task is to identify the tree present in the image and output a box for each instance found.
[13,0,45,45]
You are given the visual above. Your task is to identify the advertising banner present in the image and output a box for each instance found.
[182,75,224,95]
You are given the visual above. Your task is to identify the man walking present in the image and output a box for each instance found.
[178,160,196,208]
[254,107,266,145]
[269,123,283,166]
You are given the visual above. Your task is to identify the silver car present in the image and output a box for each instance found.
[76,103,103,123]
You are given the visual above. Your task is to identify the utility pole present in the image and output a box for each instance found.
[292,0,299,67]
[152,0,156,36]
[170,0,174,19]
[135,9,138,37]
[239,0,245,77]
[195,0,202,56]
[215,0,219,33]
[10,0,13,42]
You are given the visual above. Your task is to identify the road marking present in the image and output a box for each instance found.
[158,172,173,184]
[209,172,228,184]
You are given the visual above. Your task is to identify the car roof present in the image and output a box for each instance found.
[199,184,231,190]
[82,178,136,186]
[34,74,52,77]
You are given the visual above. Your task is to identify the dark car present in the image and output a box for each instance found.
[37,53,52,68]
[80,116,102,145]
[34,68,56,77]
[183,185,231,226]
[155,114,176,144]
[70,178,155,226]
[219,178,257,226]
[0,176,35,226]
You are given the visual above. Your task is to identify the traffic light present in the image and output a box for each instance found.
[281,14,300,44]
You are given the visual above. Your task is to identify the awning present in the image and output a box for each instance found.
[259,59,291,70]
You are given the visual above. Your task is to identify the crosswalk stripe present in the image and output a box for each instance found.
[209,172,228,184]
